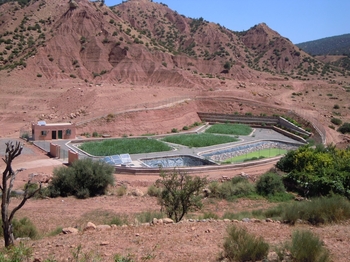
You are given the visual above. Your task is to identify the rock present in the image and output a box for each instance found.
[62,227,78,234]
[242,218,250,223]
[69,0,79,9]
[96,225,111,231]
[266,218,273,223]
[162,218,174,224]
[131,188,144,197]
[100,241,109,246]
[202,188,211,197]
[223,219,231,222]
[267,251,279,262]
[84,222,96,231]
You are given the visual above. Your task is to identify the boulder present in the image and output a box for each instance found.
[96,225,111,231]
[62,227,78,234]
[84,222,96,231]
[162,218,174,224]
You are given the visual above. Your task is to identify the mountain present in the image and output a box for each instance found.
[0,0,340,86]
[296,34,350,56]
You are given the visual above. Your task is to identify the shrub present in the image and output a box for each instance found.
[222,225,269,261]
[116,185,127,196]
[156,169,208,222]
[147,184,162,197]
[210,177,255,201]
[333,104,340,109]
[289,230,330,262]
[47,158,114,198]
[109,215,129,226]
[0,217,38,240]
[282,195,350,225]
[331,117,342,125]
[256,172,285,196]
[0,242,33,261]
[135,211,164,223]
[337,122,350,134]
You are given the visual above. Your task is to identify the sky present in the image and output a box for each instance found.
[104,0,350,44]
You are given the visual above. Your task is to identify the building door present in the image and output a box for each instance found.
[52,130,57,139]
[58,130,63,139]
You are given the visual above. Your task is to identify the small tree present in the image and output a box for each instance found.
[1,141,41,247]
[156,169,207,222]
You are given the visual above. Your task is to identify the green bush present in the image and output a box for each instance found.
[330,117,342,125]
[47,158,114,198]
[147,184,162,197]
[282,195,350,225]
[109,214,129,226]
[156,169,208,222]
[0,217,38,240]
[209,177,255,201]
[135,211,164,223]
[0,242,33,262]
[289,230,330,262]
[222,225,269,261]
[337,122,350,134]
[256,172,285,196]
[277,145,350,198]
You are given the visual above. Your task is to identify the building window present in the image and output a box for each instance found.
[66,129,71,135]
[41,130,47,136]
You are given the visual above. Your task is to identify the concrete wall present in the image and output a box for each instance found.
[68,150,79,164]
[50,143,60,158]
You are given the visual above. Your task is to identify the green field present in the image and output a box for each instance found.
[205,123,252,136]
[79,138,172,156]
[162,133,238,147]
[222,148,288,164]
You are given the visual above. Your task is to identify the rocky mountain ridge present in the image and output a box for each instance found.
[0,0,345,86]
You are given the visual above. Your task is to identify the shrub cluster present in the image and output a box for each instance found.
[277,145,350,199]
[208,176,255,201]
[222,225,269,261]
[46,158,114,199]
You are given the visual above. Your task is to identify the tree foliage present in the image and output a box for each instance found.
[256,172,285,196]
[156,169,207,222]
[47,158,114,199]
[276,145,350,198]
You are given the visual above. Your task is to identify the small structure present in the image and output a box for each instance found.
[31,121,76,140]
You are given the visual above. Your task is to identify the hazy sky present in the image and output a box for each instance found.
[104,0,350,44]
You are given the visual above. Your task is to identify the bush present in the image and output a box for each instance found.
[330,117,342,125]
[289,230,330,262]
[282,195,350,225]
[109,215,129,226]
[0,242,33,262]
[209,177,255,201]
[156,169,208,222]
[135,211,164,223]
[147,184,162,197]
[256,172,285,196]
[116,185,127,196]
[47,158,114,198]
[0,217,38,240]
[222,225,269,261]
[337,122,350,134]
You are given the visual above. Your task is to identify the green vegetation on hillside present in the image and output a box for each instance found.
[296,33,350,56]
